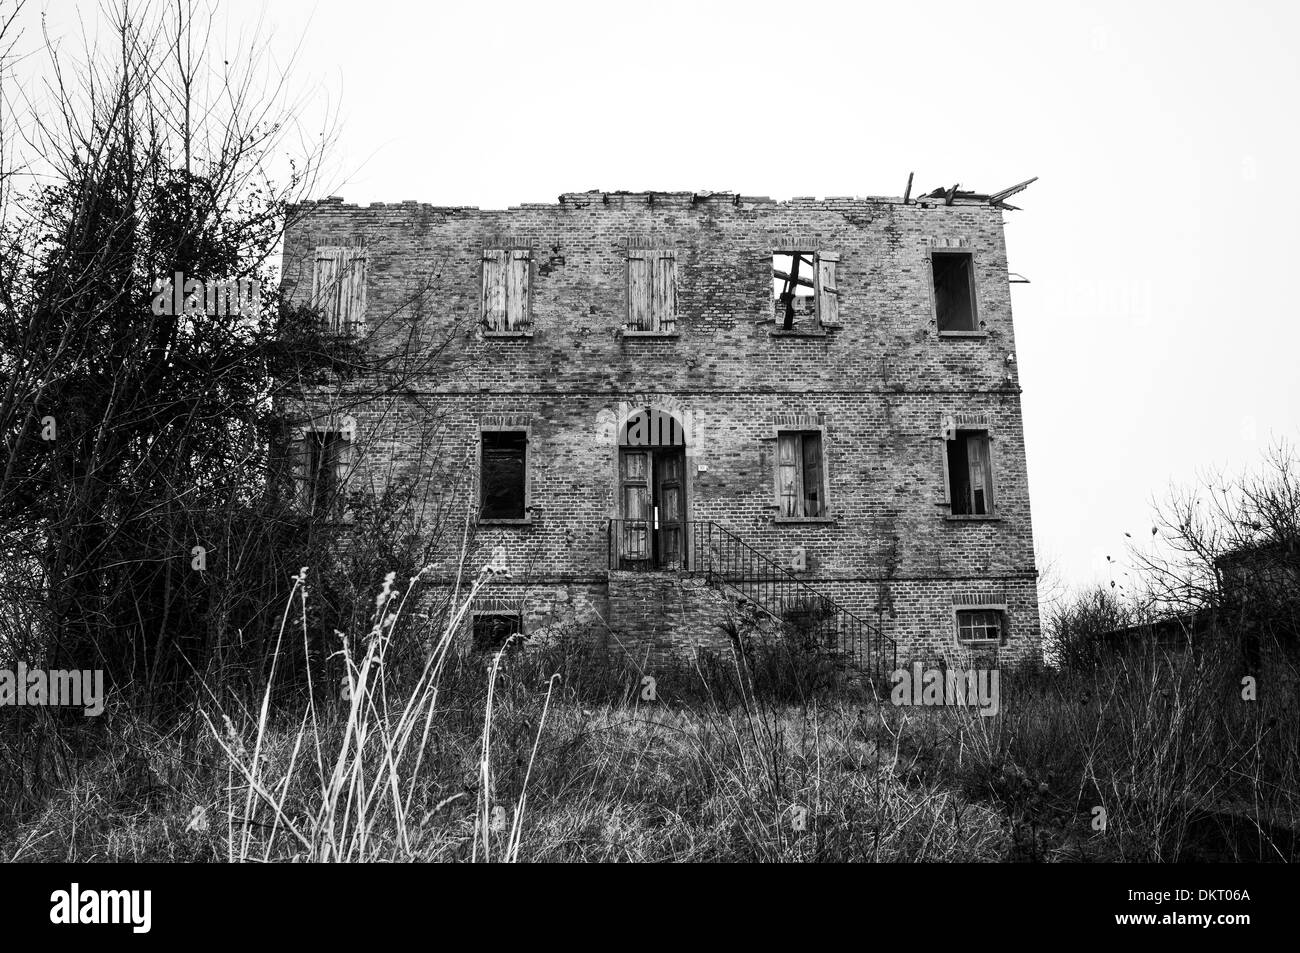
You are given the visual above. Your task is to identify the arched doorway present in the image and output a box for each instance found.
[616,407,687,570]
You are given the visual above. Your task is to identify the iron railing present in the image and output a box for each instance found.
[606,518,897,676]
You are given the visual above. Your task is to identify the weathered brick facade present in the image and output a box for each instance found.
[283,188,1041,668]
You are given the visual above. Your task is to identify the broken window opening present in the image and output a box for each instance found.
[931,251,977,333]
[773,252,816,329]
[482,249,532,332]
[773,251,838,330]
[946,430,994,516]
[472,612,522,651]
[956,608,1004,644]
[480,431,528,520]
[777,430,825,518]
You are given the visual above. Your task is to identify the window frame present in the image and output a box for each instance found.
[952,604,1008,646]
[470,610,523,652]
[770,248,839,336]
[481,246,535,337]
[624,247,679,337]
[477,423,532,525]
[772,425,834,523]
[294,422,354,521]
[926,246,983,337]
[941,426,999,520]
[312,246,367,336]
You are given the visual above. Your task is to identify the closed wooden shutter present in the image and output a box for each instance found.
[343,253,367,334]
[627,250,652,330]
[313,248,365,333]
[507,249,531,330]
[482,250,508,330]
[777,433,801,517]
[816,252,839,327]
[313,248,344,331]
[801,432,824,517]
[967,435,994,515]
[653,251,676,332]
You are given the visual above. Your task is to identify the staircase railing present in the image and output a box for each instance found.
[606,518,897,676]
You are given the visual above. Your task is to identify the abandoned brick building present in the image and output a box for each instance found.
[282,180,1042,671]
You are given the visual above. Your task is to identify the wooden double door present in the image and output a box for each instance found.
[618,447,686,569]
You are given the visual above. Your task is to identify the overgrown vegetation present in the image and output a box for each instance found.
[0,3,1295,864]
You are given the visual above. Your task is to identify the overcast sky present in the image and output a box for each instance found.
[15,0,1300,594]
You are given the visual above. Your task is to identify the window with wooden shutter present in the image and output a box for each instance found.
[946,430,995,516]
[776,430,826,518]
[296,429,350,517]
[773,251,838,330]
[313,247,367,334]
[626,249,676,332]
[482,249,532,332]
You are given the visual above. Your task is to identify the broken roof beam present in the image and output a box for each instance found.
[903,171,913,205]
[987,176,1038,207]
[772,268,816,289]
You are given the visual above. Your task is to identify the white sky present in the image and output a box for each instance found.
[13,0,1300,593]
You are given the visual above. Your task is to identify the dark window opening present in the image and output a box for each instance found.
[946,430,994,516]
[306,431,346,515]
[473,613,521,651]
[481,431,527,520]
[956,609,1004,644]
[777,431,825,518]
[773,252,816,329]
[932,251,977,332]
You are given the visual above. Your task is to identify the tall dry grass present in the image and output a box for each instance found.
[1,571,1296,862]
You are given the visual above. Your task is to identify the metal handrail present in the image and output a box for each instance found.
[606,517,897,676]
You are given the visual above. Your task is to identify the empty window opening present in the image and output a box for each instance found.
[304,430,347,516]
[777,431,825,518]
[482,249,532,331]
[480,431,527,520]
[956,609,1003,644]
[473,612,521,651]
[931,251,977,332]
[946,430,994,516]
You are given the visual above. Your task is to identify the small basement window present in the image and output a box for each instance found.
[472,612,521,651]
[480,431,528,521]
[946,430,994,516]
[931,251,978,333]
[956,608,1004,644]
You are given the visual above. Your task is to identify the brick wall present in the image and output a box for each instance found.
[284,189,1042,666]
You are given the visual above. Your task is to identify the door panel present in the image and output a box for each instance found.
[619,448,686,569]
[655,450,685,568]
